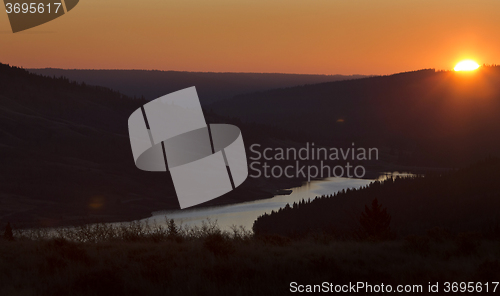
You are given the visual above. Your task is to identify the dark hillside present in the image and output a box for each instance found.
[213,67,500,166]
[0,64,299,227]
[0,64,176,226]
[253,158,500,237]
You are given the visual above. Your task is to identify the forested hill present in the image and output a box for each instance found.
[28,68,366,105]
[0,63,298,227]
[0,63,174,227]
[253,157,500,237]
[212,67,500,167]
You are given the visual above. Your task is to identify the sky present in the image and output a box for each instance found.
[1,0,499,75]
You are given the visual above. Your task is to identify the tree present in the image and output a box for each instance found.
[167,219,179,240]
[359,199,392,240]
[4,222,14,241]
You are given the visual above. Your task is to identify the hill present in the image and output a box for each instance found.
[253,158,500,237]
[212,67,500,166]
[0,63,302,227]
[28,68,365,105]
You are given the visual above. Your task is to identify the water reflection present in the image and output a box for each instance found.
[145,172,412,231]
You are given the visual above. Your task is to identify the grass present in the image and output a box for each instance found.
[1,221,500,295]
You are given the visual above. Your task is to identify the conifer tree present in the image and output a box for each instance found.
[359,199,391,239]
[4,222,13,241]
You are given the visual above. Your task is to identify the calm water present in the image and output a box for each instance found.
[143,172,410,231]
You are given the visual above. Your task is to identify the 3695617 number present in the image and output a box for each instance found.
[443,282,499,293]
[5,2,62,14]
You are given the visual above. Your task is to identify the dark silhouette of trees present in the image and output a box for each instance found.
[4,222,14,241]
[167,219,179,240]
[253,157,500,238]
[359,199,391,240]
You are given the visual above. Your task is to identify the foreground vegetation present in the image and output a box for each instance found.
[3,158,500,295]
[1,220,500,296]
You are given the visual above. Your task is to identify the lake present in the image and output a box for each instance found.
[143,172,409,231]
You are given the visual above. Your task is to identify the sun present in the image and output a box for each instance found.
[454,60,480,71]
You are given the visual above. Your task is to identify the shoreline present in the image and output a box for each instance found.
[6,165,449,230]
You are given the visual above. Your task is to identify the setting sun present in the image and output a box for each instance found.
[454,60,480,71]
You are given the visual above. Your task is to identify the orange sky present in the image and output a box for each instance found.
[1,0,499,75]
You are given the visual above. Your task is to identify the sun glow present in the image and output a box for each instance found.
[454,60,480,71]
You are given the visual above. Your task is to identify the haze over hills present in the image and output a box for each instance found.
[27,68,366,105]
[211,67,500,167]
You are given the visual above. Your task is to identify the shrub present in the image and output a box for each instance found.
[256,234,291,246]
[44,238,92,264]
[404,235,430,255]
[204,232,234,257]
[3,222,14,241]
[426,227,454,242]
[229,225,253,243]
